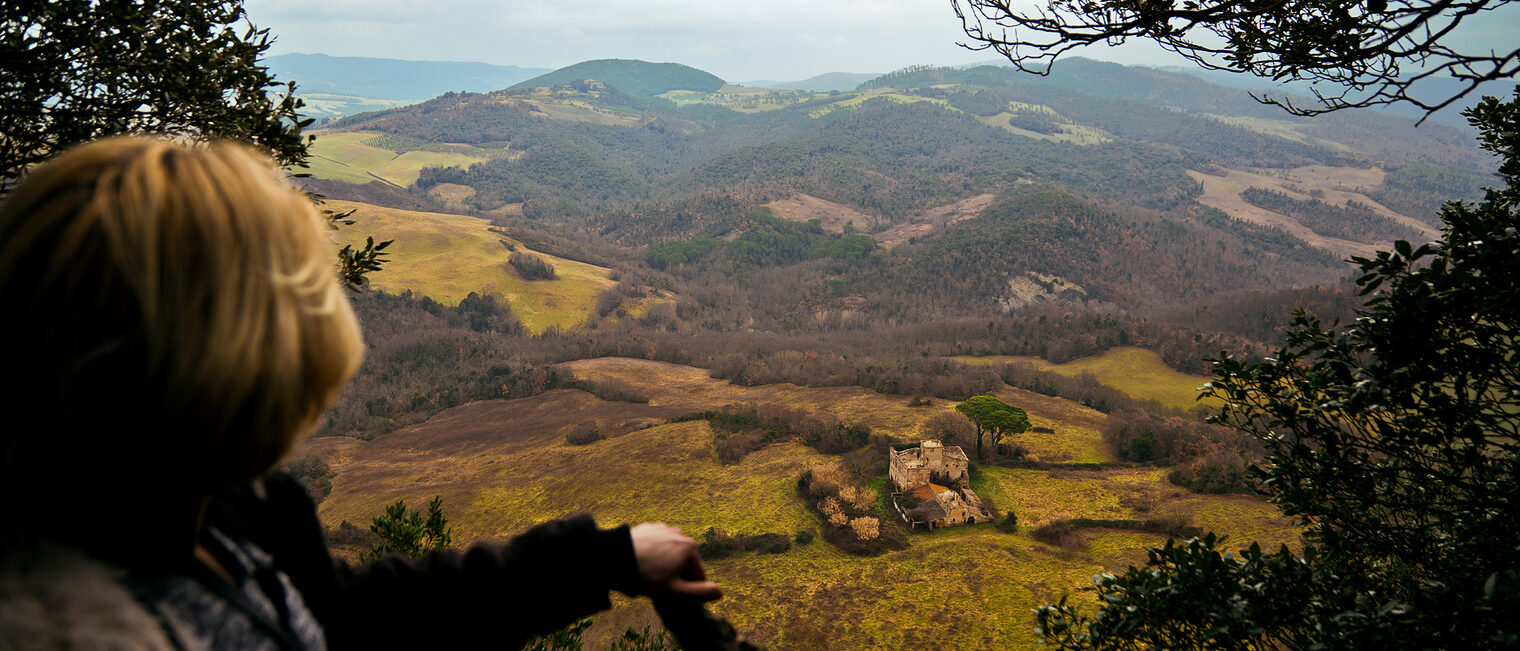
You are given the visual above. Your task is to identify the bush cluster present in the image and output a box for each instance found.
[283,454,334,503]
[566,377,649,403]
[1101,408,1262,494]
[796,471,909,556]
[675,403,874,464]
[1031,521,1082,550]
[507,251,558,280]
[565,422,603,446]
[696,528,792,559]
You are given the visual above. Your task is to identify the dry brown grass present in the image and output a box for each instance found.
[304,358,1296,648]
[765,194,883,232]
[874,194,998,250]
[1188,165,1438,259]
[957,347,1219,412]
[326,199,616,333]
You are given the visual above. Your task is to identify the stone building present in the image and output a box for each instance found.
[889,440,991,530]
[889,439,968,490]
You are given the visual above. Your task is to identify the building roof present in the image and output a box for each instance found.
[908,484,937,502]
[909,500,948,522]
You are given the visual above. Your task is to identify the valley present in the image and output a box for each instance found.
[300,357,1294,648]
[289,56,1497,647]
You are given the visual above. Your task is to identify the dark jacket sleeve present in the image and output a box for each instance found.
[207,473,640,651]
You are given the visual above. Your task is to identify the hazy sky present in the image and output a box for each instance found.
[243,0,1191,82]
[245,0,1520,85]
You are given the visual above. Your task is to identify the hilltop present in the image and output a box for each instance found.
[509,59,725,96]
[291,52,1514,648]
[306,56,1491,330]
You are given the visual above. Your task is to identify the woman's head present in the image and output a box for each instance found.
[0,137,362,505]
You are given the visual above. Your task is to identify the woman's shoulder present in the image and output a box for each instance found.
[0,545,174,651]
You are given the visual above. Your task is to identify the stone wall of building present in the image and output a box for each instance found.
[890,440,993,530]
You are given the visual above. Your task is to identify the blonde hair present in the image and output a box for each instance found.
[0,137,363,502]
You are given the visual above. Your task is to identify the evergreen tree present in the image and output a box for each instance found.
[361,496,452,562]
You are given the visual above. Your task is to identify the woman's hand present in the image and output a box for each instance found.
[630,522,723,602]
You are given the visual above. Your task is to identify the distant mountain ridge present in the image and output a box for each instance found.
[739,72,881,92]
[267,53,548,100]
[509,59,724,96]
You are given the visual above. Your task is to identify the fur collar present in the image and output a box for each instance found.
[0,546,172,651]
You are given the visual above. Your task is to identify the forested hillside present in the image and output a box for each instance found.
[509,59,725,96]
[278,56,1520,648]
[305,58,1484,324]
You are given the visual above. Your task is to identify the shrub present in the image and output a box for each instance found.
[284,454,334,503]
[797,470,909,556]
[325,520,379,547]
[698,527,740,560]
[569,377,649,403]
[997,510,1019,533]
[840,439,891,481]
[1066,517,1203,539]
[747,533,792,554]
[849,517,881,541]
[713,430,765,464]
[684,404,873,462]
[794,529,815,545]
[804,421,872,454]
[594,287,624,317]
[508,251,557,280]
[1032,521,1083,550]
[565,422,603,445]
[1168,449,1255,494]
[697,528,792,558]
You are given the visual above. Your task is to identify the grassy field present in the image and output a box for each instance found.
[1187,165,1436,259]
[659,86,819,113]
[303,357,1296,648]
[874,194,999,250]
[305,131,493,187]
[975,108,1111,145]
[1202,114,1355,153]
[955,346,1218,412]
[523,98,647,126]
[765,193,884,232]
[808,90,943,118]
[326,199,616,332]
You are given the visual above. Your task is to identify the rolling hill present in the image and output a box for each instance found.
[325,199,615,333]
[955,347,1219,412]
[286,52,1514,648]
[305,56,1493,333]
[509,59,725,96]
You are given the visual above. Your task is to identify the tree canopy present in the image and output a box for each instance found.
[952,0,1519,118]
[0,0,389,284]
[360,496,452,562]
[1035,90,1520,648]
[0,0,309,187]
[954,395,1031,459]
